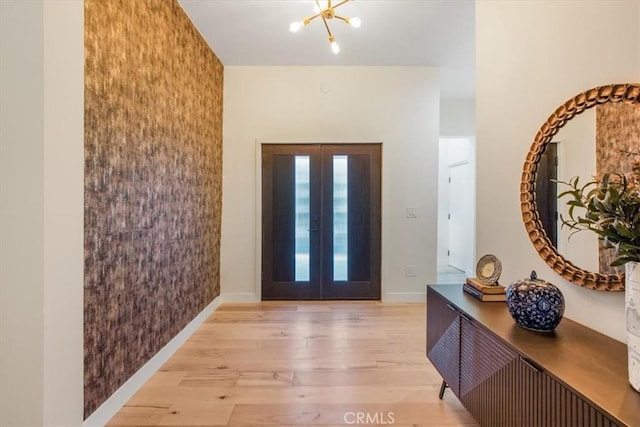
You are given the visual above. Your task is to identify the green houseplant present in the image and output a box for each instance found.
[559,160,640,393]
[558,160,640,267]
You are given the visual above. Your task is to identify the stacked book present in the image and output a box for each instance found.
[463,277,506,302]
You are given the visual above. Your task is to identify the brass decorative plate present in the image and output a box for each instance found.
[476,254,502,285]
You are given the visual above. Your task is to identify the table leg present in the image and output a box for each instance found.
[438,380,448,399]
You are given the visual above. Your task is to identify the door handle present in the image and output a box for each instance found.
[308,216,319,232]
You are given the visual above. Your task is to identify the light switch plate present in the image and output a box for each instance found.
[405,265,417,277]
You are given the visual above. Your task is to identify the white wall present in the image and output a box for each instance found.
[1,2,45,425]
[440,99,475,137]
[222,66,440,302]
[43,1,84,425]
[476,0,640,342]
[0,1,84,425]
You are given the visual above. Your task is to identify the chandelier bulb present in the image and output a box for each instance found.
[289,21,304,33]
[330,40,340,54]
[348,17,361,28]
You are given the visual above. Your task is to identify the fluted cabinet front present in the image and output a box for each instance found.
[460,316,520,426]
[426,287,461,396]
[517,359,619,427]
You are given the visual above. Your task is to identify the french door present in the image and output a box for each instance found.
[262,144,381,300]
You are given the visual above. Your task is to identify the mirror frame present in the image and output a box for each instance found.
[521,83,640,291]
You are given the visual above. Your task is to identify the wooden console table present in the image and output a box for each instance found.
[426,285,640,427]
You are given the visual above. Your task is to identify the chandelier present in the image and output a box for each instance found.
[289,0,361,54]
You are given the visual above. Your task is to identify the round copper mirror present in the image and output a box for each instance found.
[521,83,640,291]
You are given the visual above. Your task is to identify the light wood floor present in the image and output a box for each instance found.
[108,302,477,426]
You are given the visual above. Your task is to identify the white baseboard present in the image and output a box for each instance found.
[383,291,426,303]
[83,295,223,427]
[222,292,259,303]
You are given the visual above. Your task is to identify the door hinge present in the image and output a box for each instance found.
[447,250,450,256]
[448,177,451,183]
[448,213,451,220]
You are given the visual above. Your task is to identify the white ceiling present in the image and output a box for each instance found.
[179,0,476,100]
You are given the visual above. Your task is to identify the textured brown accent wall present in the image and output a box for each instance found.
[84,0,223,417]
[596,103,640,274]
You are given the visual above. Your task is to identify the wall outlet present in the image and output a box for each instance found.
[406,207,417,218]
[405,265,417,277]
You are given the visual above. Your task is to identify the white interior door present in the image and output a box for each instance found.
[448,162,473,273]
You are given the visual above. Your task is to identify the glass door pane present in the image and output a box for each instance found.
[295,156,310,281]
[333,155,348,281]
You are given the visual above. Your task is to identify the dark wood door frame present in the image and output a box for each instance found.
[261,144,322,299]
[320,144,381,299]
[261,143,381,300]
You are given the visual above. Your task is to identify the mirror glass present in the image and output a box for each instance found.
[536,103,640,276]
[536,109,599,274]
[522,84,640,291]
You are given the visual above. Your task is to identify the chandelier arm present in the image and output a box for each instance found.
[304,12,324,23]
[334,15,348,23]
[332,0,351,10]
[320,14,334,39]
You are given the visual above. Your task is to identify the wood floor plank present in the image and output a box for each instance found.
[127,385,455,407]
[161,353,427,372]
[292,368,443,387]
[108,405,168,426]
[178,371,240,387]
[156,402,234,426]
[235,371,295,387]
[226,402,475,425]
[216,425,476,427]
[109,302,477,426]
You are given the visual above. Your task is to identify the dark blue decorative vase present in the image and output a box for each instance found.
[506,271,565,333]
